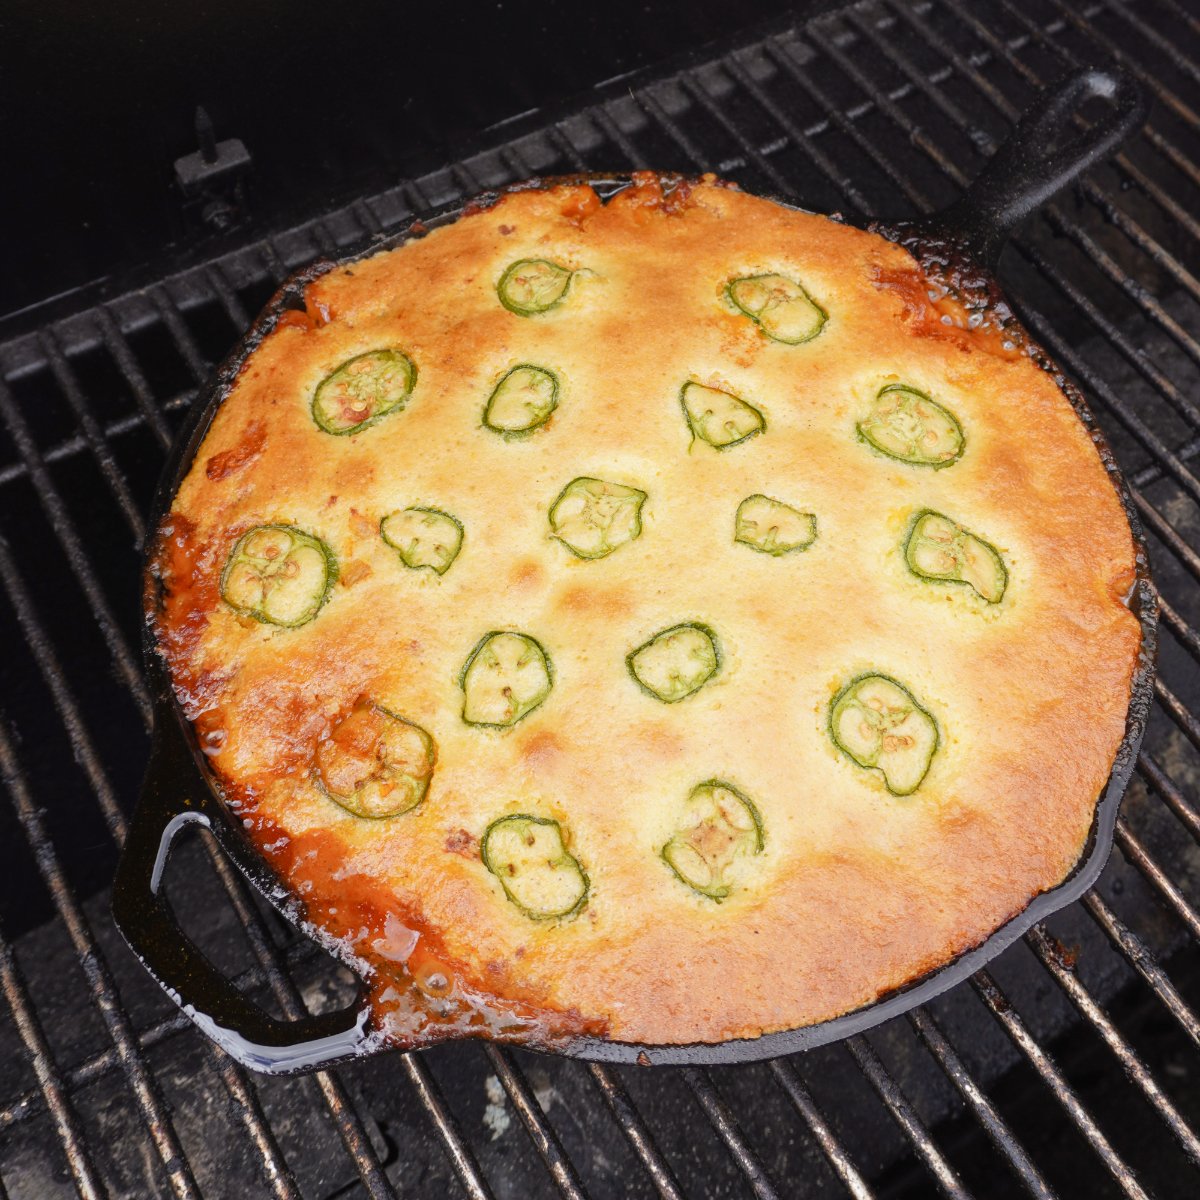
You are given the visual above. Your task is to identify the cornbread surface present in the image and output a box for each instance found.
[155,178,1141,1047]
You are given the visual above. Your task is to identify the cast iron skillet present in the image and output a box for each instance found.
[113,66,1158,1074]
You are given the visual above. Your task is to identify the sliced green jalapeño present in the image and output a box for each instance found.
[830,674,939,796]
[858,384,964,467]
[904,510,1007,603]
[312,349,417,435]
[461,632,552,728]
[497,259,574,316]
[662,780,764,901]
[549,477,647,560]
[726,273,827,344]
[220,524,336,628]
[680,382,765,449]
[484,365,559,437]
[381,507,464,576]
[482,815,588,919]
[316,702,435,818]
[627,623,720,703]
[735,494,817,556]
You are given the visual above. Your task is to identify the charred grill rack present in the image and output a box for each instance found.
[0,0,1198,1196]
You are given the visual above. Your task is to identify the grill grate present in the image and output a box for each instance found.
[1,0,1198,1197]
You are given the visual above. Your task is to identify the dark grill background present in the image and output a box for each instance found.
[1,1,1198,1197]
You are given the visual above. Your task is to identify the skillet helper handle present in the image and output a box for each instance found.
[922,66,1146,269]
[113,714,375,1075]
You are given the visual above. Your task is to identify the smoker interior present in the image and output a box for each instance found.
[1,0,1199,1197]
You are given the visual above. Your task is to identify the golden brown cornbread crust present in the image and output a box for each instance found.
[154,177,1141,1048]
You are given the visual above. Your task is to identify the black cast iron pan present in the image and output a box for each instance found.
[113,66,1158,1074]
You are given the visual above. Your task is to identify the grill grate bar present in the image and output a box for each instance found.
[906,1007,1056,1199]
[767,1060,875,1200]
[681,1068,782,1200]
[1081,893,1200,1046]
[0,929,105,1200]
[1155,678,1200,755]
[38,330,147,539]
[212,1058,302,1200]
[94,306,173,451]
[586,1065,686,1200]
[1051,0,1200,131]
[1115,818,1200,942]
[1138,751,1200,843]
[401,1055,494,1200]
[485,1047,589,1200]
[1026,924,1200,1163]
[845,1035,967,1199]
[1097,0,1200,86]
[0,719,202,1200]
[972,970,1148,1200]
[0,379,150,716]
[1133,494,1200,585]
[1160,595,1200,665]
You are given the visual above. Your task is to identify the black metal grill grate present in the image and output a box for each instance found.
[1,1,1198,1196]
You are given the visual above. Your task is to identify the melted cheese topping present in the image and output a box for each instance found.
[156,178,1141,1047]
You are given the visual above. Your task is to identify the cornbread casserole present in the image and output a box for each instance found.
[152,175,1142,1048]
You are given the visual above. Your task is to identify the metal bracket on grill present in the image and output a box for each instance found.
[173,106,252,234]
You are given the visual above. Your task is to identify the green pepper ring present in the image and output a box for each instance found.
[219,523,338,629]
[661,778,766,902]
[625,621,722,704]
[496,259,575,317]
[828,672,941,797]
[310,349,418,437]
[483,363,561,439]
[902,508,1008,604]
[380,506,465,576]
[458,631,555,729]
[856,383,966,469]
[724,273,829,345]
[481,813,590,920]
[678,381,766,451]
[314,704,436,820]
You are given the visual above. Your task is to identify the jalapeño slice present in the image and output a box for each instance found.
[312,349,416,435]
[680,382,765,449]
[627,623,720,703]
[549,477,647,560]
[858,384,964,467]
[726,273,827,344]
[497,259,574,316]
[662,780,765,901]
[482,814,588,919]
[829,674,939,796]
[904,510,1007,603]
[461,632,552,728]
[484,365,560,437]
[220,524,336,628]
[381,507,464,576]
[735,494,817,556]
[316,701,435,818]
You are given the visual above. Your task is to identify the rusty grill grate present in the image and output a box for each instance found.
[1,0,1198,1197]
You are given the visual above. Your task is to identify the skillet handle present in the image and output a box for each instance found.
[919,66,1146,269]
[112,713,376,1075]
